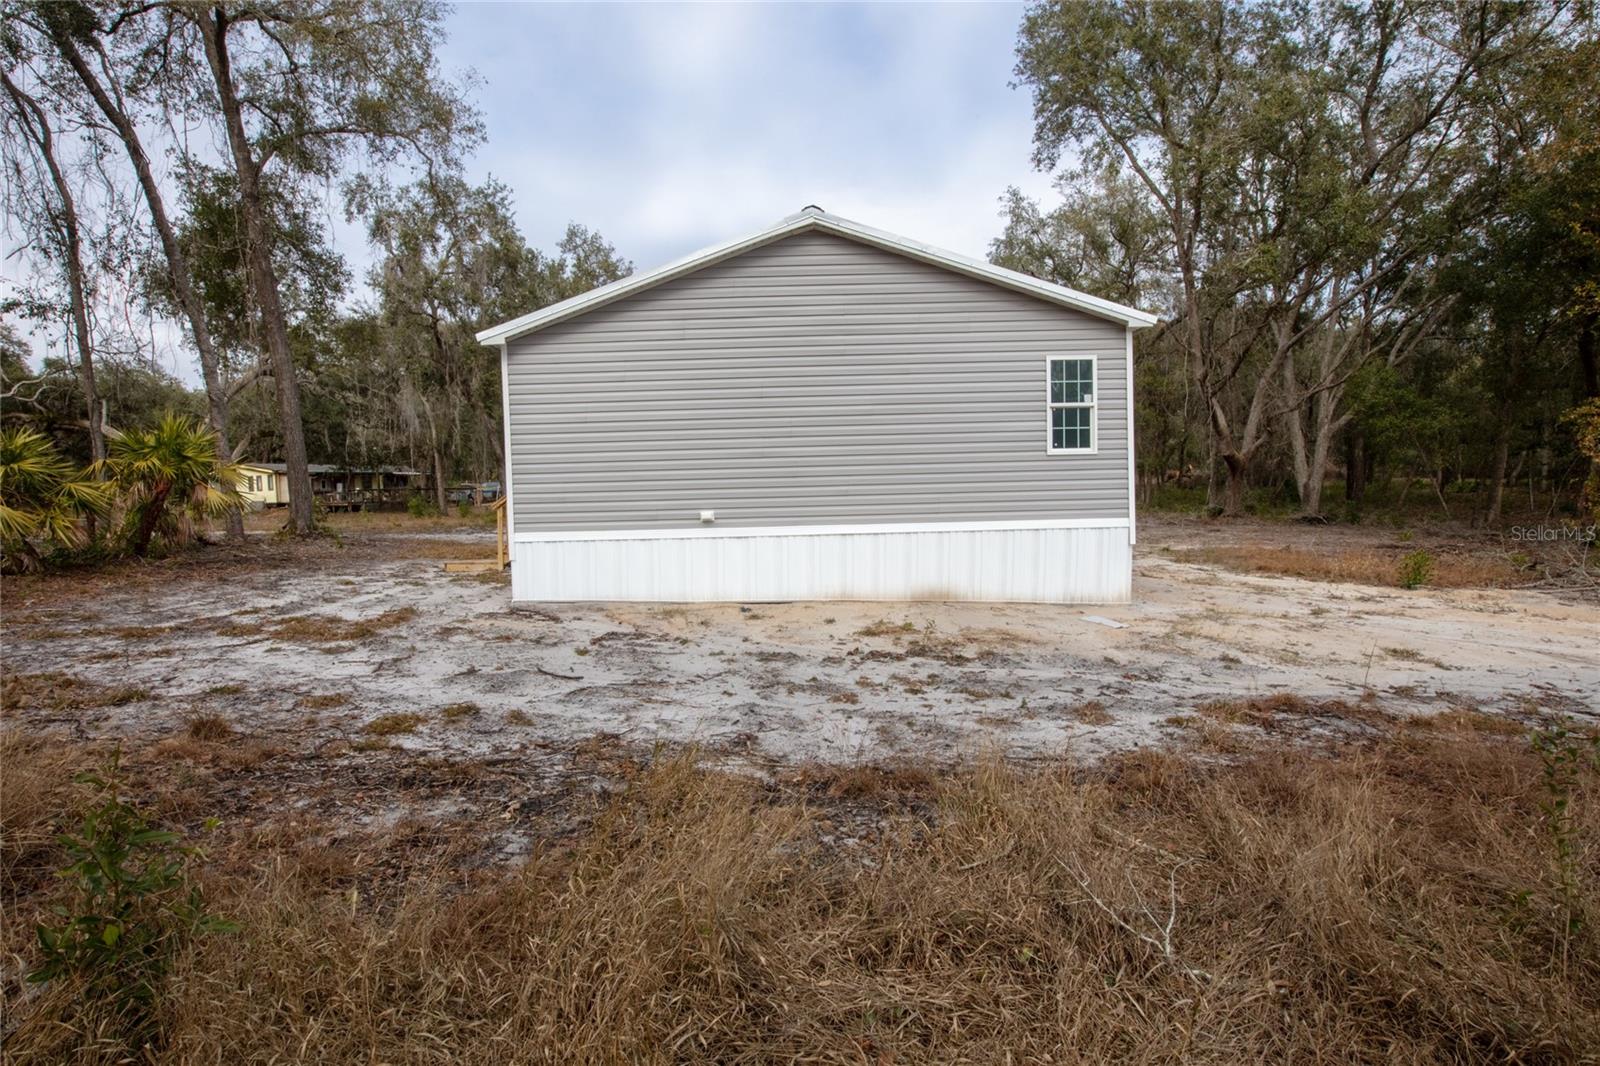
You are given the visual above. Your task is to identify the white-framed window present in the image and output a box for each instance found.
[267,474,275,491]
[1046,356,1097,453]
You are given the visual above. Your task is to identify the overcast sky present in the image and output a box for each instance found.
[443,2,1053,269]
[5,2,1055,379]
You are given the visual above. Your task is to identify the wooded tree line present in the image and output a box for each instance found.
[5,1,1597,539]
[995,0,1600,521]
[2,0,628,535]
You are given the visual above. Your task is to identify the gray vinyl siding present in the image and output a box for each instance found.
[505,231,1130,532]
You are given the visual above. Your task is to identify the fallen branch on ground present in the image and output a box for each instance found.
[1059,856,1213,984]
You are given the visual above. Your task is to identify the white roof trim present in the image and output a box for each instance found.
[475,207,1157,346]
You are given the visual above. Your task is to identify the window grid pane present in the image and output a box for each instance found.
[1049,358,1094,404]
[1051,406,1091,450]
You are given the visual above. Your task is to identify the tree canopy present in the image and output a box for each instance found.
[4,0,1594,535]
[1002,0,1599,519]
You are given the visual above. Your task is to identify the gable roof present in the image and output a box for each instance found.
[475,206,1157,347]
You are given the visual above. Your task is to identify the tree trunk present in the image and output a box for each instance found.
[1299,390,1343,519]
[131,483,172,558]
[1432,469,1452,518]
[1284,416,1311,508]
[1484,348,1523,526]
[1345,425,1367,506]
[48,28,244,540]
[1208,394,1255,518]
[1,73,103,467]
[1220,454,1247,517]
[1204,429,1223,512]
[198,8,314,535]
[1302,435,1328,517]
[1279,321,1351,519]
[432,446,448,513]
[1484,417,1512,526]
[1282,360,1311,510]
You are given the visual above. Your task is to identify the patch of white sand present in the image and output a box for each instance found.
[12,548,1597,768]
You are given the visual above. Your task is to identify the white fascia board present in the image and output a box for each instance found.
[514,517,1131,543]
[476,209,1158,347]
[1125,327,1137,546]
[497,341,515,544]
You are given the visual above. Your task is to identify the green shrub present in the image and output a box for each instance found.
[457,500,473,518]
[1397,549,1434,588]
[29,755,233,1029]
[1530,722,1600,939]
[407,494,440,518]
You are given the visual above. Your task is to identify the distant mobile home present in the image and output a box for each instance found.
[236,463,288,508]
[477,207,1156,604]
[235,463,428,511]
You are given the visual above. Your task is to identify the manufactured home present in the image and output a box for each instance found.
[236,463,429,511]
[236,463,287,508]
[478,207,1155,604]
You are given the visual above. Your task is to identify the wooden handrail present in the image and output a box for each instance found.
[493,495,507,569]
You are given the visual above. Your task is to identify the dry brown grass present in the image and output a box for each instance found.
[1191,693,1400,736]
[1409,706,1529,736]
[1,671,152,712]
[362,712,426,736]
[221,607,419,644]
[0,731,85,896]
[274,606,419,642]
[1171,544,1533,589]
[298,693,351,710]
[263,509,495,535]
[439,702,480,721]
[790,761,938,801]
[3,725,1596,1063]
[383,537,499,561]
[1070,699,1113,725]
[1197,691,1315,724]
[150,735,281,771]
[105,623,182,641]
[184,713,234,742]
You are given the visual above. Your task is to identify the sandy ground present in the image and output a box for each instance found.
[5,528,1595,774]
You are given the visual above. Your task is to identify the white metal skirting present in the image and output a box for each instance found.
[510,521,1131,604]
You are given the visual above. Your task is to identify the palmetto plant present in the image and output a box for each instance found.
[102,414,244,558]
[0,426,111,571]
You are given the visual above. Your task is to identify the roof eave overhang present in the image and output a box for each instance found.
[475,211,1158,348]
